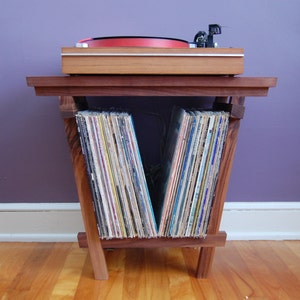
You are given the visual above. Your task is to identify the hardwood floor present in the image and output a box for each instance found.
[0,241,299,299]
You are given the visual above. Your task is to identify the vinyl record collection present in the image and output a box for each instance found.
[157,107,229,238]
[76,111,157,239]
[76,107,229,239]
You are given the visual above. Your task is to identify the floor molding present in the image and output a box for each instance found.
[0,202,299,242]
[220,202,300,240]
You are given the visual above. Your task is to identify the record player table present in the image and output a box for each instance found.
[27,75,277,280]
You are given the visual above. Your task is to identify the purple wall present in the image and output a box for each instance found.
[1,0,299,203]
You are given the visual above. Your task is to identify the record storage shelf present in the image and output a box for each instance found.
[27,74,277,280]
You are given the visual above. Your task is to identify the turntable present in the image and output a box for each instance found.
[61,25,244,75]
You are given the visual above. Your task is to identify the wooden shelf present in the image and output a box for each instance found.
[27,75,275,97]
[77,232,227,248]
[27,74,277,280]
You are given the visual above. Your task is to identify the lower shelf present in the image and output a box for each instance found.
[77,231,227,249]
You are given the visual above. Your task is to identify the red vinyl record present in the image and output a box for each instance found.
[78,36,189,48]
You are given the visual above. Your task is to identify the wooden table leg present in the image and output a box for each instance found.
[60,96,108,280]
[196,97,245,278]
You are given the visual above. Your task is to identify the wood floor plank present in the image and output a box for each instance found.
[166,248,196,300]
[73,254,104,300]
[50,243,87,299]
[285,240,300,260]
[256,241,300,299]
[182,247,218,299]
[102,249,126,300]
[0,241,299,300]
[214,242,268,299]
[75,249,126,300]
[123,249,147,300]
[144,248,171,300]
[236,241,299,300]
[21,243,72,300]
[1,243,57,300]
[210,243,247,299]
[0,243,41,299]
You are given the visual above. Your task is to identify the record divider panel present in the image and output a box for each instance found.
[26,75,277,280]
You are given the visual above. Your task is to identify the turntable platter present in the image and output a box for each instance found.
[77,36,190,48]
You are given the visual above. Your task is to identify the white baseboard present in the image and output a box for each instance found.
[0,202,299,242]
[220,202,300,240]
[0,203,84,242]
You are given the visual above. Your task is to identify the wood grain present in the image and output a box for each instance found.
[61,47,244,75]
[63,116,108,280]
[26,76,277,97]
[196,99,244,278]
[1,241,299,300]
[27,75,277,281]
[77,232,227,248]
